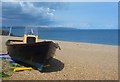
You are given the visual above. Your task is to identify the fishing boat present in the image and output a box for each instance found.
[6,27,60,71]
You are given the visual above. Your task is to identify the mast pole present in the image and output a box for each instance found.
[9,26,12,36]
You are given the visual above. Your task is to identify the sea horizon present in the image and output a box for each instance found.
[2,27,119,46]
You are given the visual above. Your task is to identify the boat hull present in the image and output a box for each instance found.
[6,40,59,66]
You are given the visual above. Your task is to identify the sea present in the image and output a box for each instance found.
[2,27,119,46]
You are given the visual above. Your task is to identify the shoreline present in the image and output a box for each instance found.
[1,35,119,47]
[1,35,118,80]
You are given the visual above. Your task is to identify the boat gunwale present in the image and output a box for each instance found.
[6,39,55,46]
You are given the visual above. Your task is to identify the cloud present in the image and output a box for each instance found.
[2,2,63,26]
[105,24,114,28]
[46,23,91,29]
[19,2,55,18]
[78,23,91,28]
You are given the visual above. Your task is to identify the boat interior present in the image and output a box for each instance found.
[8,34,39,44]
[7,34,54,45]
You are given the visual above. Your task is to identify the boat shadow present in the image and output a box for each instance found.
[14,58,64,73]
[42,58,64,73]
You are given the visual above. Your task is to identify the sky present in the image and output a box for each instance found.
[2,2,118,29]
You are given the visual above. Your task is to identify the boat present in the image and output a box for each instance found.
[6,27,60,71]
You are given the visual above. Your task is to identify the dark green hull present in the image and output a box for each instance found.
[6,40,59,67]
